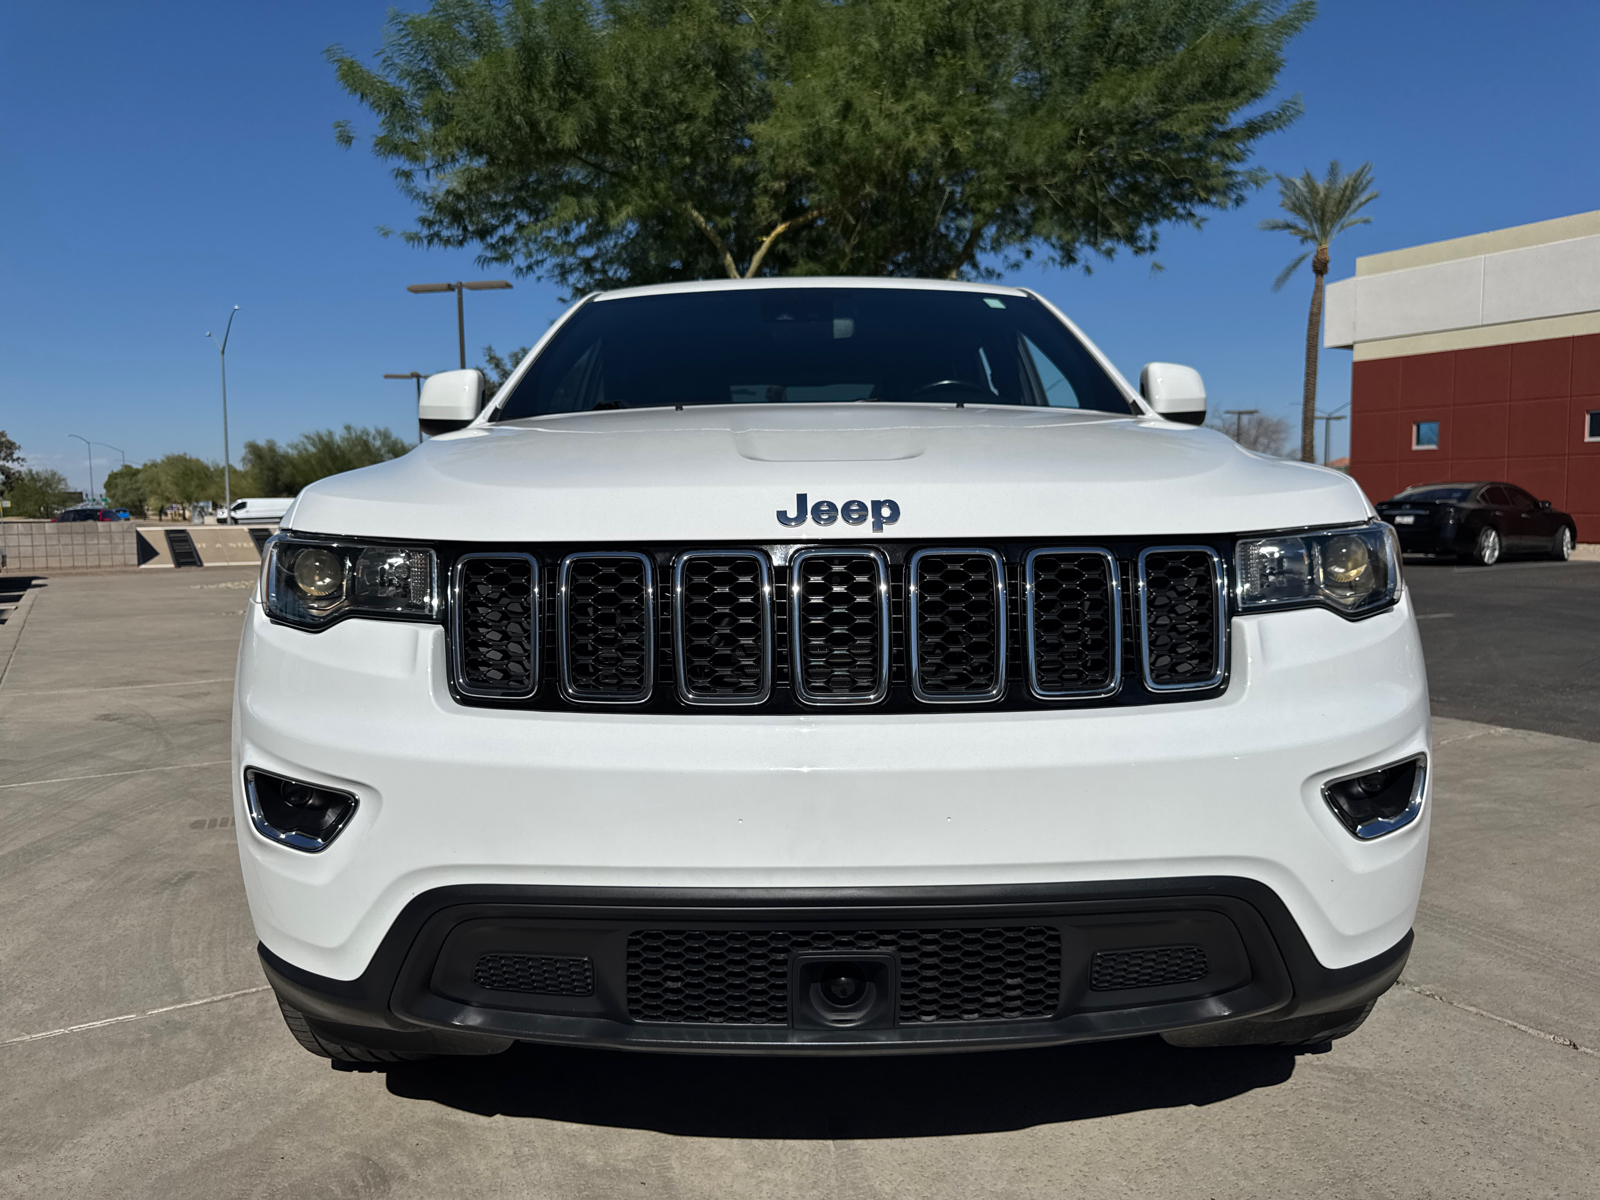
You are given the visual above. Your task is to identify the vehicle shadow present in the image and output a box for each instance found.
[378,1036,1297,1137]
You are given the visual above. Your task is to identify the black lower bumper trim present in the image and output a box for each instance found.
[259,879,1411,1055]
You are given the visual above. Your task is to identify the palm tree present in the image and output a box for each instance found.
[1261,161,1378,462]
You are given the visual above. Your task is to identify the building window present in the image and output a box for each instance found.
[1413,420,1440,450]
[1587,410,1600,442]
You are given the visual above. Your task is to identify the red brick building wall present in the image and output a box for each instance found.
[1349,332,1600,541]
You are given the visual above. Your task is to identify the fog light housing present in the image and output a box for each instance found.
[1322,754,1427,839]
[244,768,359,852]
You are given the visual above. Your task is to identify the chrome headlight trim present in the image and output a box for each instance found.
[1234,520,1402,620]
[261,533,440,631]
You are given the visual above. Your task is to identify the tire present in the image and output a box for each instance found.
[1465,525,1501,566]
[1551,526,1574,562]
[277,998,435,1064]
[1161,999,1378,1051]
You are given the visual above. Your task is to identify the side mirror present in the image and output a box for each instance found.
[1538,499,1553,510]
[1139,362,1207,426]
[418,369,487,437]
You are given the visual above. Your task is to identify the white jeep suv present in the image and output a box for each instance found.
[235,278,1426,1062]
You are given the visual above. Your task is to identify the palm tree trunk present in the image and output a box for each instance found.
[1301,247,1329,463]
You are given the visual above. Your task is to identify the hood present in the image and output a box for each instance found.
[287,405,1371,542]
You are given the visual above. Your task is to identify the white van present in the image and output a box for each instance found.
[225,498,295,525]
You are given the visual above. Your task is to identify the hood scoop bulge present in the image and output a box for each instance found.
[733,426,925,462]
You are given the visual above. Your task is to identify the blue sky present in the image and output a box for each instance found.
[4,1,1598,495]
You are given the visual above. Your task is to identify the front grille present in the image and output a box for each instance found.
[908,549,1006,702]
[627,926,1061,1025]
[473,953,595,996]
[446,540,1231,711]
[559,552,654,702]
[1138,548,1224,691]
[673,552,771,704]
[790,549,889,703]
[1025,549,1119,697]
[1089,945,1209,991]
[453,554,539,699]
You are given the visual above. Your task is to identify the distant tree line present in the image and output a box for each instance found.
[0,426,410,520]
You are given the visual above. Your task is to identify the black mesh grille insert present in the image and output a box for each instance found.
[791,551,886,702]
[561,553,652,700]
[627,927,1061,1024]
[455,555,538,698]
[910,551,1004,700]
[1089,945,1209,991]
[473,953,595,996]
[676,553,769,701]
[1027,551,1117,695]
[1140,549,1222,688]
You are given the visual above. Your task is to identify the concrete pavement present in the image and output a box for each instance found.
[2,569,1597,1198]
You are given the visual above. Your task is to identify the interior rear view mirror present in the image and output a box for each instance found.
[419,369,487,438]
[1139,363,1207,426]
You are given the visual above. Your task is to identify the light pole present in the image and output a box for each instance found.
[206,307,240,518]
[68,434,96,502]
[1222,408,1259,442]
[406,280,512,369]
[1316,402,1350,465]
[97,442,127,467]
[385,372,428,443]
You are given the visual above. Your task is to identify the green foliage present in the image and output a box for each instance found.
[0,429,22,492]
[241,425,411,497]
[330,0,1313,293]
[103,463,150,516]
[480,344,532,393]
[5,468,79,519]
[140,455,229,511]
[1261,159,1377,290]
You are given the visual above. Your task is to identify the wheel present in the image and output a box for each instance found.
[1161,999,1377,1050]
[1465,526,1501,566]
[1551,526,1574,561]
[277,998,434,1064]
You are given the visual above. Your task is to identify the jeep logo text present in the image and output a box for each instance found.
[777,493,900,532]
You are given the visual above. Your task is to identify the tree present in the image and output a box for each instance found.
[0,430,22,492]
[480,344,532,394]
[1260,160,1377,462]
[241,425,411,496]
[1206,410,1290,456]
[330,0,1312,295]
[4,468,79,519]
[103,463,150,516]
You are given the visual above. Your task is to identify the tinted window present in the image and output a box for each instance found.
[1393,485,1472,502]
[1480,486,1511,507]
[1413,420,1440,448]
[1503,486,1536,510]
[495,289,1132,419]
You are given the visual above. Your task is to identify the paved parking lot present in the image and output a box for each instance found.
[2,567,1598,1198]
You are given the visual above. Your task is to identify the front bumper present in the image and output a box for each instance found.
[233,590,1430,988]
[261,879,1412,1054]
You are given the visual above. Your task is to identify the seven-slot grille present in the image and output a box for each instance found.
[627,927,1062,1025]
[450,542,1228,708]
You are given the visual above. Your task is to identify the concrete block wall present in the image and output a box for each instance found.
[0,520,140,571]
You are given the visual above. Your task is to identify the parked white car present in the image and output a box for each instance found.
[236,278,1426,1063]
[224,497,295,525]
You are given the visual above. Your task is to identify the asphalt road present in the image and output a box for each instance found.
[2,569,1598,1198]
[1405,557,1600,742]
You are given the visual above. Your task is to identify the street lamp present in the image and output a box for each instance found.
[67,434,96,502]
[97,442,127,467]
[385,372,428,444]
[206,306,241,518]
[406,280,513,369]
[1222,408,1259,441]
[1315,402,1351,465]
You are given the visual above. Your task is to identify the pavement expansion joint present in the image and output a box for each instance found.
[1397,977,1599,1058]
[1,987,273,1049]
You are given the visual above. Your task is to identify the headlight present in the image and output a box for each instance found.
[1235,522,1401,617]
[262,536,438,628]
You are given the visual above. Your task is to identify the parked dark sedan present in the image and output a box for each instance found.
[1375,481,1577,565]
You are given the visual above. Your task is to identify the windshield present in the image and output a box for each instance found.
[493,288,1134,419]
[1393,485,1475,502]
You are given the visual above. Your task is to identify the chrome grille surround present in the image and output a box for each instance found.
[788,547,891,706]
[672,550,773,706]
[558,551,655,704]
[451,552,540,700]
[1136,546,1227,692]
[907,547,1008,704]
[1023,547,1121,699]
